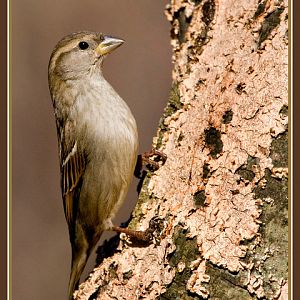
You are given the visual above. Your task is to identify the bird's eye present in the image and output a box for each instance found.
[78,41,89,50]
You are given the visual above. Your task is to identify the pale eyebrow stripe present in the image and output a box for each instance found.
[49,32,98,72]
[49,41,78,71]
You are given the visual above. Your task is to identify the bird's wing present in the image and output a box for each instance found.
[57,119,87,230]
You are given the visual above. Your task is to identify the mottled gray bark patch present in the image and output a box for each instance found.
[255,169,288,222]
[201,0,216,26]
[235,156,259,182]
[206,262,251,300]
[222,109,233,124]
[177,132,185,146]
[258,7,284,47]
[254,0,268,19]
[130,173,153,228]
[202,163,211,179]
[191,0,202,5]
[251,168,288,298]
[108,262,118,280]
[193,190,206,207]
[235,82,247,95]
[160,226,201,300]
[279,104,288,117]
[194,0,216,54]
[168,226,199,267]
[270,131,288,168]
[123,270,133,280]
[160,271,203,300]
[175,8,192,44]
[231,133,288,297]
[204,127,223,158]
[157,84,182,149]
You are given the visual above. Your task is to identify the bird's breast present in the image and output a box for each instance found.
[71,79,138,172]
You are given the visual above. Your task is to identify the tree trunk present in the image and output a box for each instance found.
[75,1,288,299]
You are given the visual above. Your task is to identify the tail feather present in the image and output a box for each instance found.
[68,249,88,300]
[68,228,104,300]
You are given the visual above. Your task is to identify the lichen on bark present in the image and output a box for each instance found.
[74,1,288,299]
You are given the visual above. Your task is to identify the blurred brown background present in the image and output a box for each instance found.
[12,1,171,299]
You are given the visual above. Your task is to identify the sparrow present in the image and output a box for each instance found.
[48,31,139,300]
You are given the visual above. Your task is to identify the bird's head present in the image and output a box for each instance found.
[48,31,124,81]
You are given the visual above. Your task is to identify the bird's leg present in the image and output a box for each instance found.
[134,148,167,178]
[111,225,154,242]
[142,149,167,168]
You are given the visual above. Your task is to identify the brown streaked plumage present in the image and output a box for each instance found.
[48,32,138,300]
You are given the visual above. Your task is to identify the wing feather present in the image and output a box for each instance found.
[57,120,86,231]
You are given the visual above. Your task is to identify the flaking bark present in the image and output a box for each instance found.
[75,0,288,299]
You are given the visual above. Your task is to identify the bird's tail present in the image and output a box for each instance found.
[68,228,103,300]
[68,246,89,300]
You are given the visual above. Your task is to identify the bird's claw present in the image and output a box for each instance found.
[134,148,167,178]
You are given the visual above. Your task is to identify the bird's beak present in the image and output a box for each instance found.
[95,36,125,56]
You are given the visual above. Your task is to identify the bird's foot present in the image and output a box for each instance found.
[142,149,167,168]
[134,148,167,178]
[111,225,154,243]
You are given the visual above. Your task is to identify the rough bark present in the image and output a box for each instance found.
[75,0,288,299]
